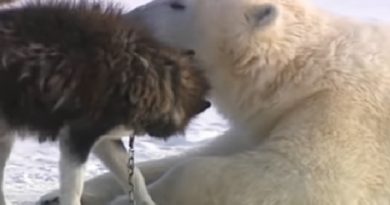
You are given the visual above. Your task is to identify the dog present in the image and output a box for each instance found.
[0,1,210,205]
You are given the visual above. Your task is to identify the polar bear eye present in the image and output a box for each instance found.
[170,2,186,10]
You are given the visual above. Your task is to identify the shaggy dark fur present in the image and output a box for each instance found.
[0,1,210,161]
[0,0,13,5]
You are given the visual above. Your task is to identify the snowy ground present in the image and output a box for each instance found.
[3,0,390,204]
[5,106,228,204]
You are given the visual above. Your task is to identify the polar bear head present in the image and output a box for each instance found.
[127,0,324,124]
[126,0,319,73]
[124,0,198,51]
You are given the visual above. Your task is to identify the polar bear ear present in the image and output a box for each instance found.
[245,4,278,29]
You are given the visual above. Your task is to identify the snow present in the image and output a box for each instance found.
[3,0,390,204]
[5,107,228,204]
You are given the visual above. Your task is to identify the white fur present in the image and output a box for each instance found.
[38,173,124,205]
[93,140,155,205]
[86,127,155,205]
[93,139,130,192]
[43,0,390,204]
[132,167,155,205]
[0,136,13,205]
[58,128,85,205]
[58,158,84,205]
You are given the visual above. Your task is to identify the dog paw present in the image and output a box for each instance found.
[38,190,111,205]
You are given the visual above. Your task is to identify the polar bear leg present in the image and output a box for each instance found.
[39,130,253,205]
[145,153,302,205]
[140,93,365,205]
[127,128,255,186]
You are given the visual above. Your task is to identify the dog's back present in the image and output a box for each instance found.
[0,2,156,139]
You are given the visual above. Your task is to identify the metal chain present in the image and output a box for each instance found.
[128,134,136,205]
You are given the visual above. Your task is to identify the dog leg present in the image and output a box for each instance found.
[108,166,155,205]
[39,132,87,205]
[93,139,155,205]
[40,125,99,205]
[38,173,123,205]
[93,140,128,192]
[58,132,86,205]
[0,136,14,205]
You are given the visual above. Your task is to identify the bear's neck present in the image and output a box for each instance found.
[204,14,334,136]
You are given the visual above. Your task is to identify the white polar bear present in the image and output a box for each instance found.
[41,0,390,204]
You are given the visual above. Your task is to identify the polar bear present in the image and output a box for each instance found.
[40,0,390,204]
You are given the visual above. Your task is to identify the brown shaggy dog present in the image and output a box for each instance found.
[0,1,210,205]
